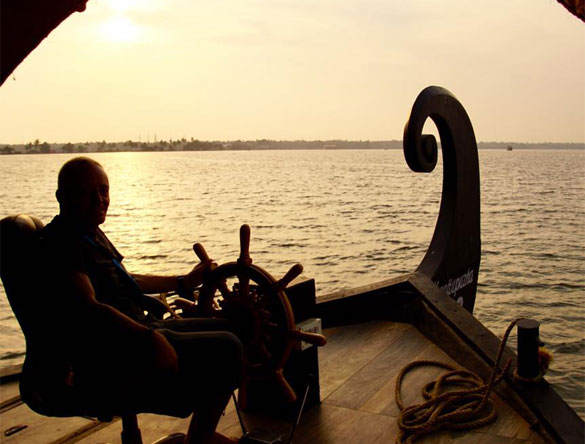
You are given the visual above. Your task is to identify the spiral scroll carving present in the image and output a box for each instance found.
[405,134,439,173]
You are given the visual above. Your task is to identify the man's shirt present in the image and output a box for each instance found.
[41,215,155,325]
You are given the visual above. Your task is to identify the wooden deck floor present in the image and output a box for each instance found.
[0,321,548,444]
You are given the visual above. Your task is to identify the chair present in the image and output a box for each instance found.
[0,214,188,444]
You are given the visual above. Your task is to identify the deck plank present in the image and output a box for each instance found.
[323,324,429,410]
[0,380,22,414]
[0,380,20,405]
[362,337,457,417]
[0,403,96,444]
[74,414,192,444]
[291,403,396,444]
[318,321,410,401]
[484,393,546,442]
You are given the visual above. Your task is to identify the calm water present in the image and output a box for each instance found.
[1,150,584,417]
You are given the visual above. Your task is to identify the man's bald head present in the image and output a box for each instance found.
[56,157,110,232]
[57,156,103,191]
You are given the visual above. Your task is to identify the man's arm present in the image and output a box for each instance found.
[68,271,178,375]
[132,274,180,295]
[132,258,212,295]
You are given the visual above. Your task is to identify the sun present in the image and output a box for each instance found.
[97,0,161,44]
[100,15,142,43]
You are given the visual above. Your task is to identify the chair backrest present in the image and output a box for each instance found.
[0,214,114,417]
[1,214,192,419]
[1,214,45,340]
[0,214,73,415]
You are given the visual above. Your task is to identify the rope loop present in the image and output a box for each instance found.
[395,319,518,444]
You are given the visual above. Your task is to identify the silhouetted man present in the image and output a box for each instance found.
[41,156,242,444]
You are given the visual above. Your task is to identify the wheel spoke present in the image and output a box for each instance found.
[260,343,272,360]
[238,224,252,265]
[238,274,250,299]
[248,341,272,363]
[198,286,217,314]
[277,264,303,290]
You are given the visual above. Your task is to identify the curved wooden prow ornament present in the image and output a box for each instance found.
[403,86,481,313]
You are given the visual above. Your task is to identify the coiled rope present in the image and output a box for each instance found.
[395,319,518,444]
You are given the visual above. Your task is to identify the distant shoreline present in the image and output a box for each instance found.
[0,140,583,155]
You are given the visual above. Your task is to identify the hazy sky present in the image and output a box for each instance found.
[0,0,583,144]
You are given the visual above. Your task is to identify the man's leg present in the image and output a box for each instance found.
[157,328,243,444]
[185,388,236,444]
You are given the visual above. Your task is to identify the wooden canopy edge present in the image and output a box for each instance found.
[0,0,88,85]
[556,0,585,21]
[408,272,585,444]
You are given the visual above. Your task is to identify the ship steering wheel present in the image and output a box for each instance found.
[191,224,326,409]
